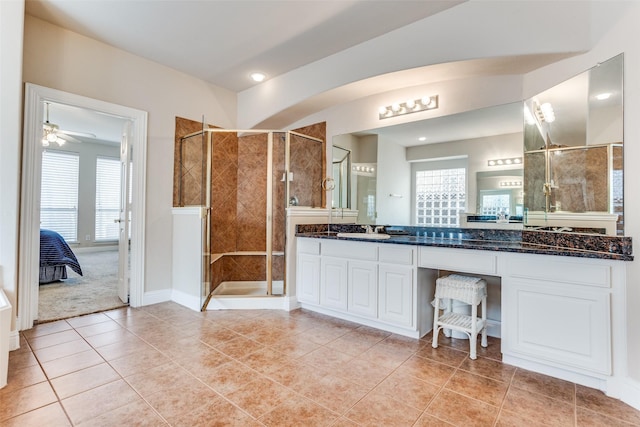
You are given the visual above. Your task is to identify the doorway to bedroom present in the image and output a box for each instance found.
[18,84,148,330]
[37,102,129,322]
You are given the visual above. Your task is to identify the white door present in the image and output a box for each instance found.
[117,121,132,303]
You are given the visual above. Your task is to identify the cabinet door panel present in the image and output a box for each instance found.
[321,258,348,310]
[504,278,611,374]
[348,261,378,318]
[378,265,414,327]
[297,253,320,304]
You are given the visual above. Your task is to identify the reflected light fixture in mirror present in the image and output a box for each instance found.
[488,157,522,167]
[379,95,438,119]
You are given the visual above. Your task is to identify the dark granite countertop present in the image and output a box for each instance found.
[296,224,633,261]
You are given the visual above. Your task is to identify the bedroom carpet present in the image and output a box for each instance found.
[38,249,127,323]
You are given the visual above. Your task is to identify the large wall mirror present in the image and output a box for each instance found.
[523,54,624,235]
[332,103,523,226]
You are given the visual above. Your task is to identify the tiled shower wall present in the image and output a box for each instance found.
[173,118,326,292]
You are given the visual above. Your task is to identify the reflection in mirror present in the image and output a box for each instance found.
[332,102,523,227]
[523,54,623,235]
[332,145,351,209]
[477,169,524,217]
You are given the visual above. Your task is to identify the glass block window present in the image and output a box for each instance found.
[415,168,466,226]
[481,194,511,216]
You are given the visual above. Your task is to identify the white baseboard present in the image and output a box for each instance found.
[142,289,172,306]
[171,289,202,312]
[9,330,19,351]
[607,376,640,411]
[206,296,290,310]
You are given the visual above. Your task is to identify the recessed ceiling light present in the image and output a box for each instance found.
[250,72,266,82]
[595,92,611,100]
[418,136,427,141]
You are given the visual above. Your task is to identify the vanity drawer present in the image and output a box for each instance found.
[297,238,320,255]
[321,239,378,261]
[418,247,497,275]
[379,244,414,265]
[505,255,610,288]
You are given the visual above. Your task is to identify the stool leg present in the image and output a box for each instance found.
[481,296,488,348]
[432,298,440,349]
[443,298,452,338]
[470,301,478,360]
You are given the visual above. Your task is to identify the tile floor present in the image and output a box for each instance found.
[2,302,640,426]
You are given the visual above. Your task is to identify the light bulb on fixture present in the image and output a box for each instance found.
[250,72,266,82]
[391,103,401,112]
[378,106,388,115]
[406,99,416,109]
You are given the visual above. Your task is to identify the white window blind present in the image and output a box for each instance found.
[41,150,80,242]
[95,156,121,241]
[415,168,466,227]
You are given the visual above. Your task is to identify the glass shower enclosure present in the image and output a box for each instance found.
[176,128,324,310]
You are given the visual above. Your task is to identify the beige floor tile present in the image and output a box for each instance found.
[226,376,297,419]
[299,372,369,414]
[66,312,112,328]
[374,370,440,411]
[1,363,47,394]
[124,362,194,397]
[145,381,219,425]
[345,388,423,426]
[269,334,321,358]
[50,362,120,399]
[334,357,393,389]
[298,345,354,372]
[23,320,72,338]
[33,339,92,363]
[171,398,262,427]
[445,370,509,407]
[238,346,292,374]
[325,332,380,357]
[259,394,339,426]
[75,320,123,338]
[1,402,70,427]
[576,405,638,426]
[395,354,456,387]
[214,335,265,359]
[28,329,82,350]
[576,384,640,425]
[416,343,469,367]
[458,355,516,383]
[109,345,172,377]
[414,413,457,426]
[7,349,39,371]
[83,327,137,348]
[40,349,104,379]
[512,368,576,404]
[426,389,499,427]
[198,359,261,395]
[359,341,415,370]
[61,379,142,425]
[502,385,574,427]
[0,381,58,422]
[95,334,152,360]
[76,399,167,427]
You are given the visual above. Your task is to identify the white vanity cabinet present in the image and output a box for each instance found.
[296,239,321,304]
[502,253,615,377]
[296,238,429,338]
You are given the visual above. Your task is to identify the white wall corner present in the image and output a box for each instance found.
[142,289,172,306]
[171,289,202,312]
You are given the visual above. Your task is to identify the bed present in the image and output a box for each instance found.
[39,229,83,284]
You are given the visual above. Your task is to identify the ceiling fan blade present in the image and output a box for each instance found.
[56,133,82,144]
[59,129,97,139]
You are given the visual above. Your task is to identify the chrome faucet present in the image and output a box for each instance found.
[361,225,374,234]
[374,226,385,234]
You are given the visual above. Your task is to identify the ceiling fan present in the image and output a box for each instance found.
[42,102,96,146]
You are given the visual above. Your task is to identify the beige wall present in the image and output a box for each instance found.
[22,15,237,294]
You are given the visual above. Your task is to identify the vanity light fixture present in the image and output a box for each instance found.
[487,157,522,167]
[378,95,438,119]
[499,181,522,187]
[352,163,376,175]
[535,102,555,123]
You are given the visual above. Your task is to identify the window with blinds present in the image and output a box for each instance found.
[41,150,80,242]
[95,156,121,241]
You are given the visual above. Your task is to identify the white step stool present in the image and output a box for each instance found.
[432,274,487,359]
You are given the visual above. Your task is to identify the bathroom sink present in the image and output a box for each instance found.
[336,232,391,240]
